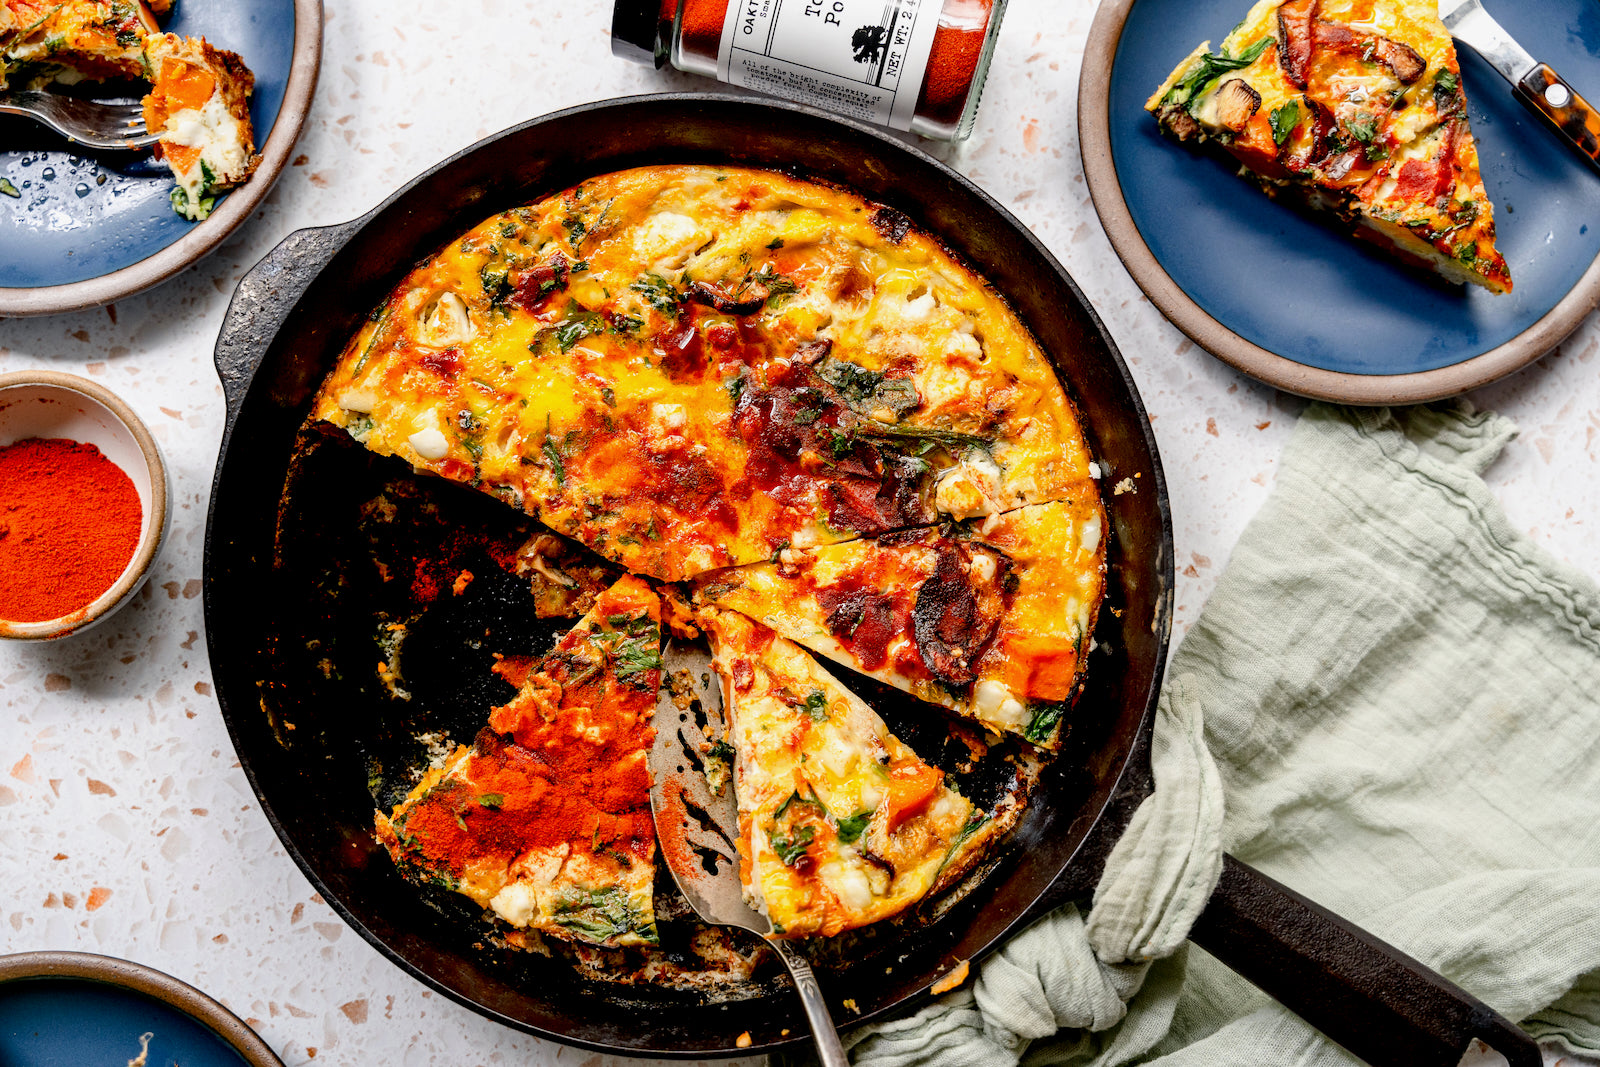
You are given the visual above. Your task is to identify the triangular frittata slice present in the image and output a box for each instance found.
[1146,0,1511,292]
[693,498,1105,749]
[375,574,662,947]
[699,606,993,938]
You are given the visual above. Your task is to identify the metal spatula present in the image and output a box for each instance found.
[649,641,848,1066]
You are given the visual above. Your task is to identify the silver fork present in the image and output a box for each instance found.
[0,90,160,150]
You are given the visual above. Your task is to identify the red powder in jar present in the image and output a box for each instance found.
[0,437,142,622]
[916,0,994,130]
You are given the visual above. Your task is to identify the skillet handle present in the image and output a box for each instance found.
[1190,855,1540,1067]
[213,219,364,423]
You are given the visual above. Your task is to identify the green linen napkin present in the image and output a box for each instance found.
[839,402,1600,1067]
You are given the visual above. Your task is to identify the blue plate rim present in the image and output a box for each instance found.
[0,950,285,1066]
[1077,0,1600,404]
[0,0,325,317]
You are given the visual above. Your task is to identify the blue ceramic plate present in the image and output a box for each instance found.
[1080,0,1600,401]
[0,0,321,315]
[0,953,282,1067]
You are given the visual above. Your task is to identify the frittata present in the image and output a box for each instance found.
[1147,0,1510,292]
[326,165,1109,942]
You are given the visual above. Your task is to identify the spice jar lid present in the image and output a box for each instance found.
[612,0,667,68]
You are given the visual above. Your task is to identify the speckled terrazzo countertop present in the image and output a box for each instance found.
[2,2,1598,1064]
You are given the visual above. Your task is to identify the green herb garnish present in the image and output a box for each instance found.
[1269,101,1300,146]
[1023,702,1067,745]
[801,689,829,721]
[630,272,682,313]
[1169,36,1272,107]
[835,811,872,845]
[770,825,815,867]
[542,437,566,485]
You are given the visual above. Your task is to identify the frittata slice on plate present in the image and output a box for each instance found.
[375,575,662,948]
[141,31,258,219]
[694,496,1106,749]
[699,605,994,938]
[1147,0,1510,292]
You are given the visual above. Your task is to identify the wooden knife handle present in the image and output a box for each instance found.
[1515,63,1600,173]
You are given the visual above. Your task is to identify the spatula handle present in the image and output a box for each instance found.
[771,937,849,1067]
[1515,63,1600,173]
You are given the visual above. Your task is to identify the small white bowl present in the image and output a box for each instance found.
[0,371,170,640]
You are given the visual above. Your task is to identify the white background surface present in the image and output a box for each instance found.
[1,1,1597,1064]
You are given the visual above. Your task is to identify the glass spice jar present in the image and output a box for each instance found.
[612,0,1007,142]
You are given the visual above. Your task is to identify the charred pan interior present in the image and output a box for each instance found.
[268,424,1061,998]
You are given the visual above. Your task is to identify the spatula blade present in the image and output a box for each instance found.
[649,640,769,935]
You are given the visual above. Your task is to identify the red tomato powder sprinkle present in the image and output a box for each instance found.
[0,437,143,623]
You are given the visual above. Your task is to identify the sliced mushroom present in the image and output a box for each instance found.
[1276,0,1319,89]
[1211,78,1263,134]
[1371,36,1426,84]
[1158,103,1203,142]
[687,279,765,316]
[911,544,1010,687]
[1312,20,1426,84]
[1322,148,1361,183]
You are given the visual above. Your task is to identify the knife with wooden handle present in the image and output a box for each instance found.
[1439,0,1600,173]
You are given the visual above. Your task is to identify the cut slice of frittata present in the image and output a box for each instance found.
[698,605,994,938]
[375,574,663,948]
[1147,0,1510,292]
[141,31,257,220]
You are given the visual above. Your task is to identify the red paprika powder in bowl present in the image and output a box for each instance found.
[0,371,170,640]
[613,0,1006,141]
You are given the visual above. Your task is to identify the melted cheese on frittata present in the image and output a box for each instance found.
[693,496,1105,748]
[311,166,1099,582]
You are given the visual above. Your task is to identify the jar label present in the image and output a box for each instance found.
[716,0,944,131]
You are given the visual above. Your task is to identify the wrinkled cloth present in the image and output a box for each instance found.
[841,403,1600,1067]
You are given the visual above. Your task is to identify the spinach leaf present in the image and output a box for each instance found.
[1024,702,1068,745]
[816,357,920,419]
[801,689,829,721]
[631,272,682,313]
[554,307,604,352]
[1433,70,1460,110]
[1269,101,1301,146]
[1171,36,1272,106]
[552,886,654,944]
[542,437,566,486]
[770,825,815,866]
[613,631,662,685]
[835,811,872,845]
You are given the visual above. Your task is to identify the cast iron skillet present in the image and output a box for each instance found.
[203,94,1540,1065]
